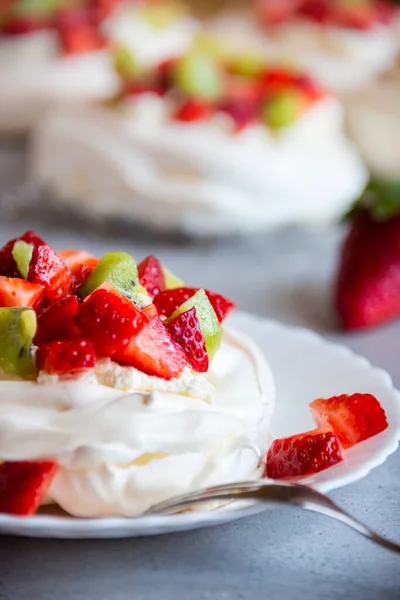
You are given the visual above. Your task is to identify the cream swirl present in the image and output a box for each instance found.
[0,328,275,517]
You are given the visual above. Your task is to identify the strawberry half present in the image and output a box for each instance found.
[114,316,188,380]
[28,243,74,304]
[138,255,166,299]
[75,288,147,356]
[0,231,44,278]
[154,287,235,322]
[36,338,96,375]
[0,276,44,310]
[174,98,212,122]
[265,428,343,479]
[165,307,209,372]
[0,460,58,516]
[35,295,80,345]
[310,393,388,449]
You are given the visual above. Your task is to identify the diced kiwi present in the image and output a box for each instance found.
[79,251,150,308]
[162,265,184,290]
[173,51,225,102]
[165,289,222,358]
[12,240,33,280]
[231,53,265,78]
[113,46,143,81]
[0,308,37,380]
[262,91,304,130]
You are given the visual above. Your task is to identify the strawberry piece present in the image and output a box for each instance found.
[35,295,80,345]
[125,81,165,97]
[56,9,105,55]
[75,288,147,357]
[265,428,343,479]
[154,287,235,322]
[58,249,99,274]
[328,2,376,30]
[0,461,58,516]
[299,0,330,23]
[0,231,44,278]
[165,307,209,372]
[138,255,166,299]
[256,0,302,24]
[0,276,44,310]
[174,98,212,122]
[114,316,188,379]
[310,393,388,449]
[335,212,400,330]
[28,243,74,304]
[1,16,44,35]
[36,337,96,375]
[70,263,92,295]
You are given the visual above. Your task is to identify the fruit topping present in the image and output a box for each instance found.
[0,231,43,278]
[0,276,44,310]
[80,251,150,308]
[262,90,305,129]
[34,295,80,345]
[310,393,388,449]
[12,240,34,279]
[165,289,222,359]
[0,460,58,516]
[36,337,96,375]
[114,316,188,379]
[162,265,185,290]
[154,287,235,323]
[75,288,147,357]
[173,51,225,102]
[58,249,99,274]
[0,308,37,380]
[174,98,212,123]
[165,306,209,372]
[28,242,73,304]
[138,255,166,299]
[265,428,343,479]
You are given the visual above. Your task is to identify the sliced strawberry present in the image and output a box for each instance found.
[56,10,105,55]
[138,255,166,299]
[328,2,376,30]
[165,307,209,372]
[0,460,58,516]
[0,276,44,310]
[256,0,302,24]
[0,231,44,278]
[114,316,188,380]
[265,428,343,479]
[75,288,147,357]
[310,393,388,449]
[36,337,96,375]
[58,249,99,274]
[35,295,80,345]
[70,263,92,295]
[28,243,74,304]
[174,98,212,122]
[299,0,330,23]
[154,287,235,322]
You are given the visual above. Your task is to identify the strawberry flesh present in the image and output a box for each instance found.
[265,428,343,479]
[75,288,147,356]
[0,460,58,516]
[154,287,235,322]
[0,276,44,310]
[165,307,209,372]
[28,243,74,304]
[174,99,212,122]
[35,295,80,345]
[58,249,99,274]
[310,393,388,449]
[36,338,96,375]
[114,316,188,379]
[138,255,166,299]
[0,231,44,278]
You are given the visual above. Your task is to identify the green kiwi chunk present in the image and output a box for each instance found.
[12,240,34,280]
[0,308,37,380]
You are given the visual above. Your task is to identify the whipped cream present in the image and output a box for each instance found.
[31,93,367,236]
[0,4,197,133]
[207,11,400,91]
[0,328,275,517]
[342,64,400,178]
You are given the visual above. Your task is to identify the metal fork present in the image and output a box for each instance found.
[146,480,400,554]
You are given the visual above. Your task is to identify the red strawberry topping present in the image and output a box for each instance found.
[265,428,343,479]
[0,461,58,516]
[310,393,388,449]
[165,307,209,372]
[36,338,96,375]
[75,288,147,356]
[114,316,188,380]
[174,98,212,122]
[0,276,44,310]
[28,243,74,304]
[154,287,235,322]
[35,295,80,345]
[138,255,166,299]
[0,231,44,278]
[58,249,99,274]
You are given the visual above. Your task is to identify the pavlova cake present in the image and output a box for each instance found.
[0,0,197,133]
[208,0,400,92]
[0,231,274,517]
[31,41,367,236]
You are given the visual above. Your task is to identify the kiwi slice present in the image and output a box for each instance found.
[262,90,304,130]
[79,251,150,308]
[165,289,222,358]
[231,53,265,78]
[173,51,225,102]
[162,266,184,290]
[0,308,37,380]
[113,47,143,81]
[12,240,33,280]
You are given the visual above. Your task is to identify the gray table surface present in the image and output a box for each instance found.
[0,139,399,600]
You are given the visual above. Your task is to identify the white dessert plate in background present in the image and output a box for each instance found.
[1,312,399,538]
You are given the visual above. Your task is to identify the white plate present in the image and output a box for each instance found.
[1,312,399,538]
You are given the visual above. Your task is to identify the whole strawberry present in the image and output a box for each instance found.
[335,179,400,330]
